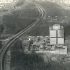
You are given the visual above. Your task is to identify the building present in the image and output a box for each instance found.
[49,24,67,54]
[49,24,64,46]
[26,24,67,54]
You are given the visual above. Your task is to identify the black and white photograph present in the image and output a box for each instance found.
[0,0,70,70]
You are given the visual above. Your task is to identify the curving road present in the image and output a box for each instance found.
[0,18,41,70]
[0,2,47,70]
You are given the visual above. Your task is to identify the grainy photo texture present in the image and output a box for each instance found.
[0,0,70,70]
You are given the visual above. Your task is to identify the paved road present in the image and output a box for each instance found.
[0,18,41,70]
[0,2,46,70]
[0,2,45,54]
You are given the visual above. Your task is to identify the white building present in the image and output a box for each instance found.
[49,24,64,45]
[49,24,67,54]
[27,24,67,55]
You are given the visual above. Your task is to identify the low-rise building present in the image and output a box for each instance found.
[26,24,67,55]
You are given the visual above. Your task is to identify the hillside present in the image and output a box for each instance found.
[1,1,70,37]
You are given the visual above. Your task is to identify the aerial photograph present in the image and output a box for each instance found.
[0,0,70,70]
